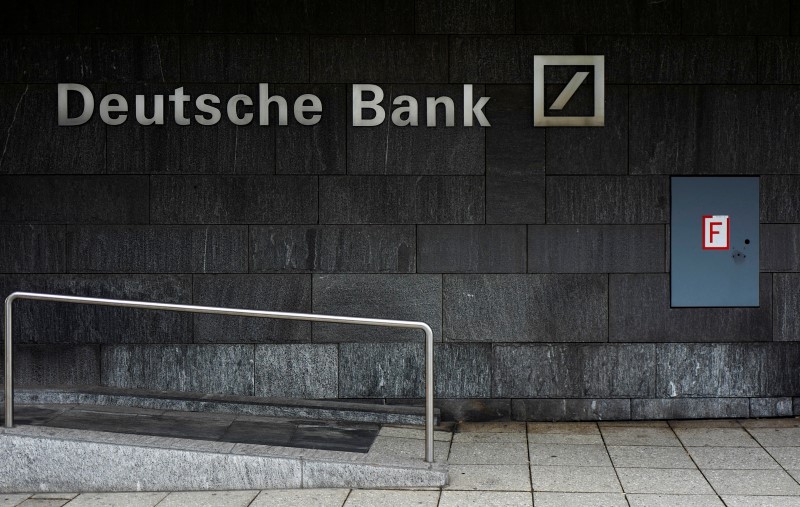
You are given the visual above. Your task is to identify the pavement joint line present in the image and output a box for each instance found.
[668,418,726,504]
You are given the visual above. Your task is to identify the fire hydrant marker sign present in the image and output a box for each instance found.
[702,215,730,250]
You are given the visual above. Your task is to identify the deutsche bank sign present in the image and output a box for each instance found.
[57,55,604,129]
[533,55,604,127]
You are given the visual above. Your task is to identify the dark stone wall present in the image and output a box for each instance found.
[2,0,800,421]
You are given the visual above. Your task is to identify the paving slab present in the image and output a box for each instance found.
[748,428,800,447]
[607,445,695,469]
[157,491,258,507]
[457,422,526,433]
[675,428,759,447]
[533,492,628,507]
[16,501,68,507]
[0,494,30,507]
[446,465,531,491]
[377,427,452,442]
[438,491,533,507]
[688,446,780,470]
[739,419,800,429]
[366,436,450,462]
[527,432,604,445]
[704,469,800,496]
[722,496,800,506]
[343,489,439,507]
[529,444,611,467]
[626,494,725,507]
[528,422,600,434]
[64,493,168,506]
[616,468,714,495]
[249,489,349,507]
[599,427,681,447]
[669,420,741,429]
[452,432,526,443]
[530,466,621,493]
[447,442,529,464]
[768,448,800,469]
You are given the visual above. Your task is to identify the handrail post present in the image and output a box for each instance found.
[422,323,434,464]
[4,294,14,428]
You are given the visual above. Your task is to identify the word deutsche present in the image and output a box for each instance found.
[57,83,491,127]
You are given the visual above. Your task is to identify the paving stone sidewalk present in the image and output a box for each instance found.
[3,418,800,506]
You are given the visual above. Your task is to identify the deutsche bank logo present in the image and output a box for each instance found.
[533,55,604,127]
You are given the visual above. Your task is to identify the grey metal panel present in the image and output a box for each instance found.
[671,177,759,307]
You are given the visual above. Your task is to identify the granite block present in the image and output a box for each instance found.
[310,36,447,83]
[66,226,247,273]
[432,399,511,422]
[0,434,303,491]
[443,274,607,342]
[0,35,179,82]
[319,176,484,224]
[629,85,697,175]
[254,344,338,399]
[416,0,513,33]
[179,84,274,175]
[101,344,254,396]
[589,36,757,84]
[338,342,423,398]
[485,85,545,174]
[250,225,415,273]
[181,35,308,82]
[418,225,526,273]
[79,0,185,33]
[193,275,311,344]
[433,344,492,398]
[609,274,772,342]
[0,274,192,344]
[492,344,656,398]
[762,225,800,271]
[105,84,180,174]
[346,85,485,175]
[545,85,628,175]
[484,85,545,224]
[655,343,800,397]
[762,176,800,222]
[0,176,148,224]
[631,398,750,420]
[150,176,318,224]
[546,176,668,224]
[301,460,447,488]
[512,399,631,422]
[312,274,441,342]
[449,36,586,83]
[303,0,414,34]
[528,225,665,273]
[0,225,65,273]
[0,85,104,174]
[275,84,345,175]
[0,1,77,33]
[515,0,679,34]
[749,397,794,418]
[633,86,800,175]
[760,37,800,83]
[774,274,800,341]
[682,0,790,35]
[0,345,100,386]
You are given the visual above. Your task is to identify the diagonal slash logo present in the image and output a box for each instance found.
[533,55,604,127]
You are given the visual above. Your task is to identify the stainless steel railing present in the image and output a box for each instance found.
[3,292,436,463]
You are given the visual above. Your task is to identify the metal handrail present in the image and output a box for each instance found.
[3,291,436,463]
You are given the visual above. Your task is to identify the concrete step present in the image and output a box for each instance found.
[0,423,448,492]
[2,386,438,425]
